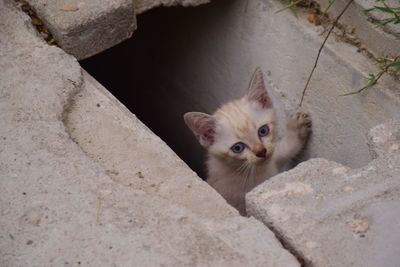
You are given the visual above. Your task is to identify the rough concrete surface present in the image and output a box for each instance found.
[66,71,237,219]
[317,0,400,56]
[368,119,400,158]
[0,1,300,266]
[247,121,400,267]
[26,0,136,60]
[134,0,210,14]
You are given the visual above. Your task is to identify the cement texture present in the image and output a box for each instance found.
[0,1,300,266]
[247,120,400,267]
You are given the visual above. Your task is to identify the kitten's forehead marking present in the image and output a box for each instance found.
[215,101,258,142]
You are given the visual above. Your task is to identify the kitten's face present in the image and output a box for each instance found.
[209,98,276,166]
[184,68,276,168]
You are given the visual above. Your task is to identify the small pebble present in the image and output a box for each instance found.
[348,219,369,234]
[332,167,348,175]
[305,241,318,249]
[343,186,354,192]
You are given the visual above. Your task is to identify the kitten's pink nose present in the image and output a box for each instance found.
[255,148,267,158]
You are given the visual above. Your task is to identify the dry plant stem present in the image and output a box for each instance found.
[299,0,355,107]
[323,0,336,16]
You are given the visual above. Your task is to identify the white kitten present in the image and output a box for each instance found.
[184,68,312,215]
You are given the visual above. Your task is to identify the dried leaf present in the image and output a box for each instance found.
[307,14,321,25]
[59,4,79,12]
[31,17,42,26]
[47,38,56,45]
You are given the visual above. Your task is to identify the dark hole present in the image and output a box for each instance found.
[80,1,235,178]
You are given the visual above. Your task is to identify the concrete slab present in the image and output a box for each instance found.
[134,0,210,14]
[247,121,400,267]
[22,0,211,59]
[0,1,300,266]
[65,70,238,219]
[368,119,400,158]
[25,0,136,60]
[360,0,400,35]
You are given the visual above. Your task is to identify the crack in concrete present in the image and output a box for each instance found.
[60,74,127,190]
[261,219,311,267]
[14,0,58,46]
[60,67,84,128]
[59,73,167,198]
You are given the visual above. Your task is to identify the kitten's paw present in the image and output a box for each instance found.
[288,110,312,140]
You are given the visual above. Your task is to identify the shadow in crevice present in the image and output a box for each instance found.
[80,0,238,179]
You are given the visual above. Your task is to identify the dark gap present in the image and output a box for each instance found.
[80,1,234,179]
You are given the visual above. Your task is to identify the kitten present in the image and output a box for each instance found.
[184,68,312,215]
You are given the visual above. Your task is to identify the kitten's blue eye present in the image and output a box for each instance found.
[231,142,246,153]
[258,124,270,137]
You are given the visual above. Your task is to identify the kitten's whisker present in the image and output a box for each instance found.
[240,162,248,188]
[242,162,253,191]
[236,161,250,177]
[235,162,247,176]
[235,161,246,172]
[250,165,255,184]
[252,165,258,187]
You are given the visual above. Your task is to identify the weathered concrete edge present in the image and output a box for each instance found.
[245,119,400,265]
[317,0,400,57]
[134,0,211,14]
[294,5,400,104]
[63,69,242,219]
[61,70,303,266]
[245,159,345,266]
[24,0,212,59]
[368,119,400,159]
[24,0,136,60]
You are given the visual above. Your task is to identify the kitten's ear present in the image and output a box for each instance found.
[246,67,272,109]
[184,112,216,148]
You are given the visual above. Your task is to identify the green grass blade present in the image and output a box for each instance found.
[275,0,303,14]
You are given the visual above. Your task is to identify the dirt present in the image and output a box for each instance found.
[14,0,58,46]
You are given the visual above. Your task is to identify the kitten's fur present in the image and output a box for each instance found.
[184,68,311,215]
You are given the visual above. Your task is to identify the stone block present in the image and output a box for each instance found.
[134,0,210,14]
[247,155,400,267]
[0,2,300,266]
[368,119,400,158]
[316,0,400,56]
[26,0,136,59]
